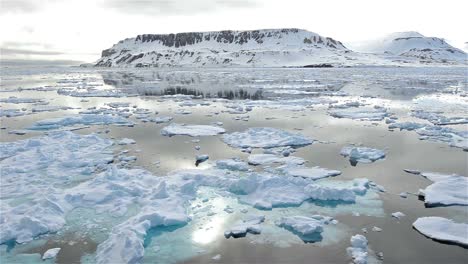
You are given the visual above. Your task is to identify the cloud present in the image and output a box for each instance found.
[1,0,43,14]
[101,0,259,16]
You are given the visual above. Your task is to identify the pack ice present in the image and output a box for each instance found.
[347,234,368,264]
[329,107,389,121]
[413,217,468,247]
[276,215,334,242]
[160,123,226,137]
[27,114,132,130]
[222,127,313,149]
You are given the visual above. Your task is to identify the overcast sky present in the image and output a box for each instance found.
[1,0,466,63]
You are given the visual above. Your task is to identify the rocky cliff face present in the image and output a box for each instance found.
[95,28,351,67]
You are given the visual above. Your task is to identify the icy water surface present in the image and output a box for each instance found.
[0,66,467,264]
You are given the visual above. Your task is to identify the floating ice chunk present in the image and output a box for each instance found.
[0,96,45,104]
[222,127,313,149]
[57,88,129,97]
[347,234,368,264]
[304,184,357,202]
[340,146,385,165]
[8,130,28,135]
[391,212,405,220]
[329,107,388,121]
[247,154,305,166]
[212,254,221,260]
[415,125,467,151]
[0,109,28,117]
[106,102,130,108]
[151,116,173,124]
[28,114,132,130]
[42,248,61,260]
[411,110,468,126]
[118,138,136,145]
[372,226,382,232]
[161,123,225,137]
[388,122,426,131]
[276,215,333,242]
[216,158,249,171]
[224,215,265,238]
[32,105,74,112]
[409,171,468,207]
[413,217,468,247]
[279,165,341,180]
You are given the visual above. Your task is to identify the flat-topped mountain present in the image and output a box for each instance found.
[95,28,353,67]
[94,29,466,67]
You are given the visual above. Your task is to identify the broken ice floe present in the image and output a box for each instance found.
[276,165,342,180]
[0,96,45,104]
[161,123,226,137]
[413,217,468,247]
[347,234,368,264]
[329,107,389,121]
[215,158,249,171]
[276,215,335,242]
[27,114,133,130]
[340,146,386,165]
[42,248,61,260]
[405,170,468,207]
[222,127,313,149]
[224,215,265,238]
[247,154,305,166]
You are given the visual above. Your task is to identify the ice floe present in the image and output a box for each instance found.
[277,165,341,180]
[224,215,265,238]
[222,127,313,149]
[413,217,468,247]
[347,234,368,264]
[247,154,305,166]
[0,96,45,104]
[28,114,133,130]
[340,146,386,165]
[215,158,249,171]
[276,215,334,242]
[329,107,389,121]
[405,170,468,207]
[161,123,225,137]
[42,248,61,260]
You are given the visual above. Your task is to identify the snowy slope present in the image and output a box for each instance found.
[353,31,467,63]
[95,28,361,67]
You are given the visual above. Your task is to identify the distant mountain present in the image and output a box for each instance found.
[95,28,357,67]
[94,29,466,67]
[353,31,466,63]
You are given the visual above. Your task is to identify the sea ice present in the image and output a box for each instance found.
[222,127,313,149]
[28,114,132,130]
[340,146,385,165]
[413,217,468,247]
[247,154,305,166]
[391,212,405,220]
[409,171,468,207]
[118,138,136,145]
[278,165,341,180]
[276,215,333,242]
[42,248,61,260]
[224,215,265,238]
[161,123,225,137]
[347,234,368,264]
[0,96,45,104]
[215,158,249,171]
[329,107,389,121]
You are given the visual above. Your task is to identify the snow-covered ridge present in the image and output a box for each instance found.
[354,31,467,62]
[95,28,352,67]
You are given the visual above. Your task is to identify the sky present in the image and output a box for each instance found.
[1,0,466,64]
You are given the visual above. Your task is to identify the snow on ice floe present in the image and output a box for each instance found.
[329,107,389,121]
[347,234,368,264]
[222,127,313,149]
[0,96,45,104]
[276,215,335,242]
[0,130,384,263]
[340,146,385,165]
[277,165,341,180]
[215,158,249,171]
[27,114,133,130]
[161,123,225,137]
[247,154,305,166]
[0,132,114,244]
[0,109,29,117]
[405,170,468,207]
[411,110,468,126]
[224,215,265,238]
[413,217,468,247]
